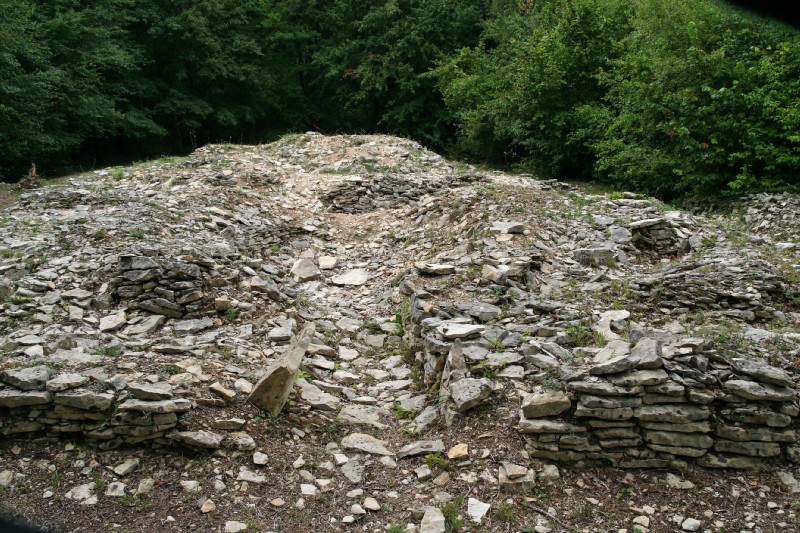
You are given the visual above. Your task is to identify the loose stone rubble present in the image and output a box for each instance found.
[1,134,799,532]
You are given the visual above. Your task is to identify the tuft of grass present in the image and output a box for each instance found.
[363,320,382,333]
[424,452,451,472]
[159,364,183,376]
[618,486,634,500]
[392,403,415,420]
[121,494,150,511]
[440,495,464,532]
[90,346,121,357]
[495,501,516,523]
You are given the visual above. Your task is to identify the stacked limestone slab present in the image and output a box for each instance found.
[628,216,695,256]
[111,255,216,319]
[518,337,799,468]
[0,365,193,450]
[320,172,476,214]
[632,254,787,322]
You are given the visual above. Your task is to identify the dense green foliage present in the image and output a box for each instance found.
[437,0,800,197]
[1,0,798,198]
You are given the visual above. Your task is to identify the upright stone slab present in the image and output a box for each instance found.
[247,322,316,416]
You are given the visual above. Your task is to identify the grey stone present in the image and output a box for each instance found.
[268,326,293,342]
[777,471,800,493]
[341,459,365,484]
[575,405,633,420]
[171,430,224,449]
[420,506,446,533]
[634,405,710,424]
[646,444,708,457]
[593,340,631,364]
[416,263,456,276]
[589,354,640,376]
[331,269,370,286]
[646,381,684,396]
[64,482,96,504]
[714,440,781,457]
[720,406,791,428]
[573,246,616,267]
[607,369,669,387]
[118,256,160,271]
[173,317,214,334]
[228,432,256,451]
[463,303,502,322]
[521,392,571,418]
[341,433,393,456]
[731,358,793,387]
[337,405,387,429]
[236,466,266,483]
[714,424,795,443]
[291,258,321,282]
[724,379,795,401]
[568,381,643,396]
[118,398,191,413]
[123,315,166,335]
[46,373,88,392]
[467,497,491,524]
[449,378,492,412]
[578,394,641,409]
[499,465,536,491]
[54,390,115,412]
[643,431,713,449]
[128,382,173,400]
[492,221,524,234]
[318,256,338,270]
[296,379,340,411]
[630,337,663,368]
[697,454,763,469]
[99,311,127,332]
[517,417,587,434]
[396,440,445,459]
[0,389,52,408]
[250,277,284,301]
[113,458,140,476]
[0,365,53,390]
[437,322,484,340]
[248,322,315,416]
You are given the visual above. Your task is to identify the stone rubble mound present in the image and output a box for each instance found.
[632,253,789,322]
[320,172,477,214]
[628,213,697,256]
[1,133,799,474]
[744,192,800,245]
[520,336,799,469]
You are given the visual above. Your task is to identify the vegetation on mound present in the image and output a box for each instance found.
[1,0,798,199]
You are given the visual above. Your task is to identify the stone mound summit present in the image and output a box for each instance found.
[1,133,800,532]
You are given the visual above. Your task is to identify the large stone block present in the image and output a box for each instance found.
[248,322,316,416]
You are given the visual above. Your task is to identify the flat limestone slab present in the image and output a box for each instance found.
[247,322,316,416]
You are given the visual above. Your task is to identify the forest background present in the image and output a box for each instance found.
[1,0,798,199]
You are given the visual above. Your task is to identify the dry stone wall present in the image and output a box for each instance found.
[405,283,800,469]
[0,364,191,450]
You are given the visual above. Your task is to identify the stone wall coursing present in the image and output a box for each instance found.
[405,285,800,469]
[518,344,800,469]
[110,254,218,319]
[632,255,788,322]
[0,365,193,450]
[321,173,479,214]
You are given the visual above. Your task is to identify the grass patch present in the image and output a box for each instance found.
[391,403,416,420]
[440,495,464,532]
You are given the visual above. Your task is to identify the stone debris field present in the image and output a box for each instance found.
[1,133,800,532]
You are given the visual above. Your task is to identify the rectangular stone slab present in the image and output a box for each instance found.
[248,322,316,416]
